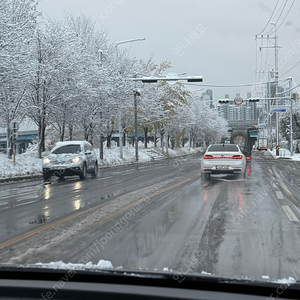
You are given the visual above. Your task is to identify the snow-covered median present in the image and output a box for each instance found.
[0,151,42,180]
[0,141,202,180]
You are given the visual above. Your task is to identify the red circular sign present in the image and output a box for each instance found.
[234,96,243,105]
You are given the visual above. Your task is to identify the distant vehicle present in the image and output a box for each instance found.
[257,137,268,151]
[230,127,256,162]
[201,144,246,179]
[42,141,98,181]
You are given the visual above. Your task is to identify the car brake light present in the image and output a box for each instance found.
[203,154,214,159]
[231,155,243,159]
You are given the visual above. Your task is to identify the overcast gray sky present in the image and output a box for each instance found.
[37,0,300,99]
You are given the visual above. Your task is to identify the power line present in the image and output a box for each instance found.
[257,0,280,35]
[268,0,295,35]
[263,0,287,35]
[280,59,300,78]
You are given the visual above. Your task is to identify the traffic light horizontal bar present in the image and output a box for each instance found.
[132,76,203,83]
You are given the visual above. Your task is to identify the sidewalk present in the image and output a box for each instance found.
[268,148,300,161]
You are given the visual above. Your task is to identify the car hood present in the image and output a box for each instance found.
[45,153,83,163]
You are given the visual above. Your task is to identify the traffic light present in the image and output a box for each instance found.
[12,131,18,140]
[218,99,229,104]
[249,98,259,102]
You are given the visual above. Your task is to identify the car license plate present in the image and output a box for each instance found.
[217,165,229,170]
[54,165,66,170]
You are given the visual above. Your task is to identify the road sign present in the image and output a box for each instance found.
[258,123,266,128]
[234,96,243,105]
[271,107,286,113]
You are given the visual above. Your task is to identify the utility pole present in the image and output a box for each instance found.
[272,22,279,148]
[289,77,293,156]
[256,22,281,148]
[134,87,139,162]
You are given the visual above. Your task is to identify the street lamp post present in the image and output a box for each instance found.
[115,38,146,159]
[98,49,105,160]
[134,87,139,161]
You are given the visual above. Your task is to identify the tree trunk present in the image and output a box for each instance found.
[154,126,157,147]
[69,123,73,141]
[60,121,65,141]
[123,131,126,147]
[171,137,175,149]
[144,127,148,148]
[107,133,112,148]
[38,121,46,158]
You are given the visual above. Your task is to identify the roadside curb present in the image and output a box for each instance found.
[0,174,43,184]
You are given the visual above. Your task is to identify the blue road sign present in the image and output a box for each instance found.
[271,107,286,113]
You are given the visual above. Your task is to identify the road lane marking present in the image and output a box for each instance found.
[282,205,299,222]
[97,176,112,181]
[112,180,124,184]
[275,191,284,199]
[14,200,39,207]
[0,174,198,251]
[293,204,300,216]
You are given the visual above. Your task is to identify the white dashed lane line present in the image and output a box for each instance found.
[293,204,300,216]
[97,176,112,181]
[275,190,284,199]
[282,205,299,222]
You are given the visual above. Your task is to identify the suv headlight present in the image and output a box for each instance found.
[72,156,81,163]
[43,157,51,164]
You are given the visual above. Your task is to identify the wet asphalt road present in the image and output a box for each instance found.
[1,151,300,281]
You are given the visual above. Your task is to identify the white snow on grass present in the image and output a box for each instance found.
[0,143,42,179]
[34,260,113,270]
[97,141,202,167]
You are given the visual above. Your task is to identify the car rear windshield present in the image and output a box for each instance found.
[207,144,239,152]
[52,145,81,154]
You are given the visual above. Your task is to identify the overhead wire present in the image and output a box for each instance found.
[256,0,280,36]
[263,0,288,35]
[280,59,300,78]
[268,0,295,35]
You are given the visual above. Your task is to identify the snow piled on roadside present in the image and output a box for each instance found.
[0,143,42,179]
[269,148,300,161]
[34,260,113,270]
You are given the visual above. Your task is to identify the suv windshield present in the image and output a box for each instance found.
[207,145,239,152]
[52,145,81,154]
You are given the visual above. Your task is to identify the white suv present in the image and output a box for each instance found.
[42,141,98,182]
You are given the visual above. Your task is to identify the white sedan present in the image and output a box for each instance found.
[201,144,246,179]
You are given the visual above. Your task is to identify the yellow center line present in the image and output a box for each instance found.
[0,174,198,251]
